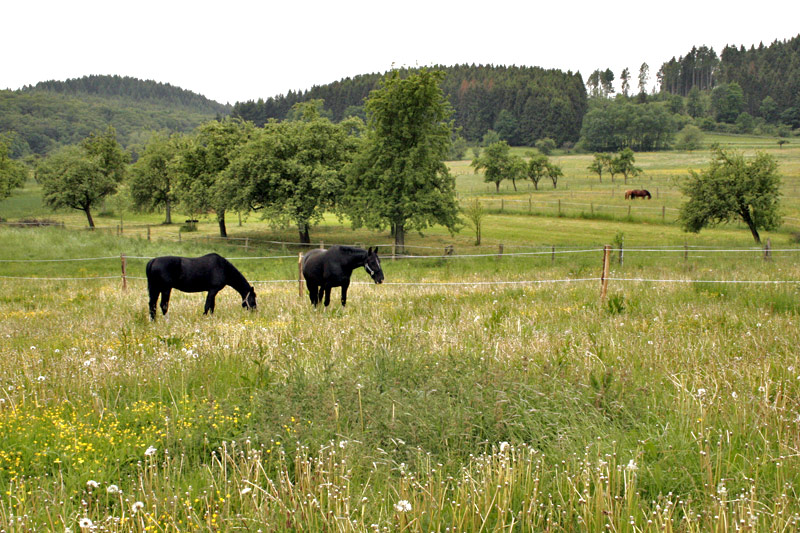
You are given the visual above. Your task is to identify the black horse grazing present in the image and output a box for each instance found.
[302,246,384,307]
[146,253,257,320]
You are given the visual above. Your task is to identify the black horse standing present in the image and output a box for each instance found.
[302,246,384,307]
[146,253,257,320]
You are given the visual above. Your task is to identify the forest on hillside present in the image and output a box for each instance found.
[1,76,229,158]
[658,35,800,126]
[232,65,588,147]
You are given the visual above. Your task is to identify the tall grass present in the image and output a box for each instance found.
[1,227,799,530]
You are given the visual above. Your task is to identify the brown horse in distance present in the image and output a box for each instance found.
[625,189,652,199]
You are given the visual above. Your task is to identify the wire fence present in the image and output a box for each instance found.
[2,245,798,288]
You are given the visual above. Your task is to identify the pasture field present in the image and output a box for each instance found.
[1,135,800,531]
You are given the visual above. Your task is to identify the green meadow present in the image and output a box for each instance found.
[1,135,800,531]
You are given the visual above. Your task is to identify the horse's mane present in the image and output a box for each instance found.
[333,245,366,256]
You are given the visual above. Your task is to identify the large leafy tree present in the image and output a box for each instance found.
[129,132,184,224]
[344,69,461,252]
[225,102,362,243]
[36,127,128,228]
[175,119,254,237]
[0,134,27,201]
[679,147,781,243]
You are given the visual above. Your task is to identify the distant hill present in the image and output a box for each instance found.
[1,75,231,157]
[232,65,588,147]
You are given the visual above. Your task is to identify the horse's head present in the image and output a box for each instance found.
[242,287,257,311]
[364,247,384,284]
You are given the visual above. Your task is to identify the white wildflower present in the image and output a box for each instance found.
[107,484,121,494]
[394,499,412,513]
[79,517,93,528]
[625,459,638,472]
[240,487,252,495]
[132,501,144,513]
[86,480,99,489]
[499,441,510,453]
[145,445,157,457]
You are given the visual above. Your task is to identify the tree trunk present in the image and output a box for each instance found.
[165,199,172,225]
[511,179,517,191]
[217,211,227,238]
[394,222,405,255]
[298,223,310,244]
[741,208,761,244]
[495,181,500,192]
[84,207,95,228]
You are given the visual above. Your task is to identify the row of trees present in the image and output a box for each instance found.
[32,70,462,251]
[587,149,641,183]
[471,141,563,192]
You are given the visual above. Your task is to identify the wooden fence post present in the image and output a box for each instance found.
[501,199,504,212]
[497,243,504,259]
[244,237,249,251]
[528,195,532,213]
[600,245,611,301]
[392,243,396,260]
[684,242,688,262]
[147,226,151,241]
[764,238,772,261]
[551,245,555,264]
[298,253,304,297]
[558,199,561,216]
[120,253,127,291]
[618,237,624,267]
[662,205,666,223]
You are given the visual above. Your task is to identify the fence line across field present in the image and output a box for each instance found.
[3,275,799,286]
[4,246,799,264]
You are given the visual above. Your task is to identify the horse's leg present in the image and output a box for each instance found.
[160,288,172,316]
[323,286,332,307]
[341,280,350,307]
[148,283,160,320]
[307,282,318,306]
[204,289,219,315]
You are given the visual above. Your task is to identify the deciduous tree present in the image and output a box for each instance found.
[36,127,128,228]
[129,132,183,224]
[175,119,254,237]
[225,104,361,243]
[472,140,514,192]
[344,69,461,253]
[613,148,642,184]
[679,147,781,243]
[588,153,611,182]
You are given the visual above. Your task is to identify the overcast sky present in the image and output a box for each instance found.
[3,0,798,105]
